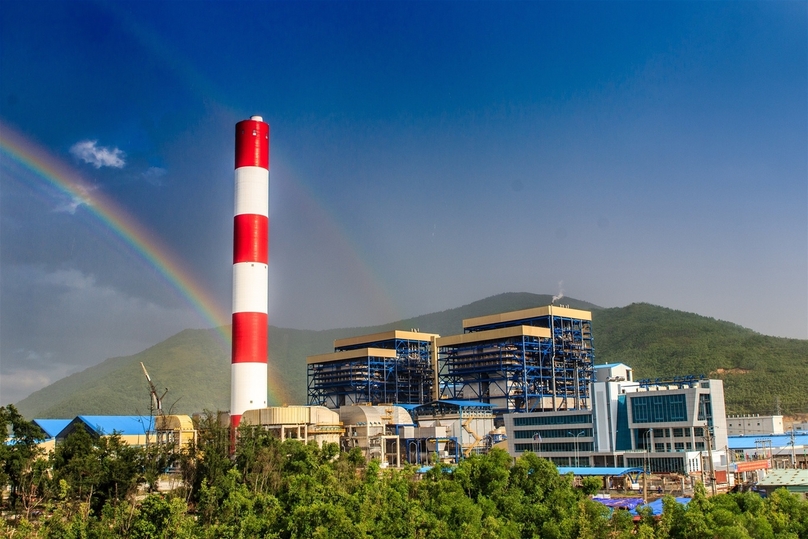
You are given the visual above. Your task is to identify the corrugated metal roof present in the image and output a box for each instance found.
[595,363,630,369]
[434,400,494,408]
[74,416,155,436]
[556,466,644,476]
[728,434,808,449]
[756,469,808,487]
[32,419,72,438]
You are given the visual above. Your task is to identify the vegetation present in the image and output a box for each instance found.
[3,407,808,538]
[14,294,808,418]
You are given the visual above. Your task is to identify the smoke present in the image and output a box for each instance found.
[552,281,564,304]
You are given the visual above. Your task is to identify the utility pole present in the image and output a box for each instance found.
[791,427,797,468]
[704,426,716,496]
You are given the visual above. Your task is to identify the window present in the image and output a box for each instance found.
[684,428,691,436]
[514,442,594,453]
[655,443,665,452]
[673,428,684,437]
[695,442,705,450]
[694,427,704,437]
[514,428,592,439]
[631,394,687,423]
[698,394,713,425]
[513,414,592,427]
[675,442,685,451]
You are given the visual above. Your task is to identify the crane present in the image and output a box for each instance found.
[140,362,168,416]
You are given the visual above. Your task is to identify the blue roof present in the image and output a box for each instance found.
[728,434,808,450]
[556,466,643,476]
[593,496,691,515]
[631,497,691,516]
[32,419,72,438]
[72,416,154,436]
[433,400,494,408]
[595,363,630,369]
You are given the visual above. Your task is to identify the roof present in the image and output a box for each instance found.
[438,400,494,408]
[593,496,691,515]
[64,416,154,437]
[756,469,808,488]
[595,363,631,369]
[556,466,644,476]
[728,434,808,450]
[32,419,72,438]
[462,305,592,329]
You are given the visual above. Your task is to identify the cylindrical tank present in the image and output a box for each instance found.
[230,116,269,430]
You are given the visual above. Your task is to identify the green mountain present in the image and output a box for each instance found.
[14,293,808,419]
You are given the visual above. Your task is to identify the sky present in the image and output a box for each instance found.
[1,1,806,405]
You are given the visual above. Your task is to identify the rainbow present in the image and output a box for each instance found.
[0,121,289,404]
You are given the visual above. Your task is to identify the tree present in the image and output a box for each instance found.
[0,405,47,516]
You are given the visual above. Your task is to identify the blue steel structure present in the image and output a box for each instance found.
[307,330,437,409]
[438,306,595,415]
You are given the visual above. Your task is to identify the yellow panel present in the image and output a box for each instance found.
[436,325,551,347]
[334,329,440,349]
[307,347,398,364]
[462,305,592,329]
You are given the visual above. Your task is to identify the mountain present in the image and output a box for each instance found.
[14,293,808,418]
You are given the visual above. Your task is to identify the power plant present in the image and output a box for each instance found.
[210,117,744,476]
[28,117,786,490]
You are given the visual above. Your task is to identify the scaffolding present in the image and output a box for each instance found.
[307,330,438,409]
[437,305,595,415]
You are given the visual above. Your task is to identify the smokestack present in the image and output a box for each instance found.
[230,116,269,430]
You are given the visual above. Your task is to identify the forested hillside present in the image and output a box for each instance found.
[14,294,808,418]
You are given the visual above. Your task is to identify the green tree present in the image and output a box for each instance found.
[0,405,47,514]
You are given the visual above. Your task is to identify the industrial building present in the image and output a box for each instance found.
[53,416,155,446]
[728,431,808,470]
[436,305,594,415]
[340,405,414,466]
[307,330,439,408]
[239,405,343,448]
[504,363,730,477]
[154,414,197,449]
[726,414,785,436]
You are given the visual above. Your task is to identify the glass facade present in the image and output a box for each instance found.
[626,456,686,474]
[514,442,595,453]
[513,428,593,439]
[631,394,687,423]
[698,394,713,426]
[513,414,592,427]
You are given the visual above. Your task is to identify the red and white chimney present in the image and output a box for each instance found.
[230,116,269,429]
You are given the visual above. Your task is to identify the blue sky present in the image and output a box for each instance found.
[1,1,805,405]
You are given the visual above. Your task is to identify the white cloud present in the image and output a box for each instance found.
[70,140,126,169]
[142,166,167,185]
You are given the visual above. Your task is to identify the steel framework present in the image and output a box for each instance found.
[438,307,594,415]
[307,331,436,409]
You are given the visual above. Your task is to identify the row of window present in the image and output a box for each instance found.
[512,414,592,427]
[653,442,706,452]
[641,427,705,438]
[513,428,593,440]
[625,456,686,474]
[514,442,595,453]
